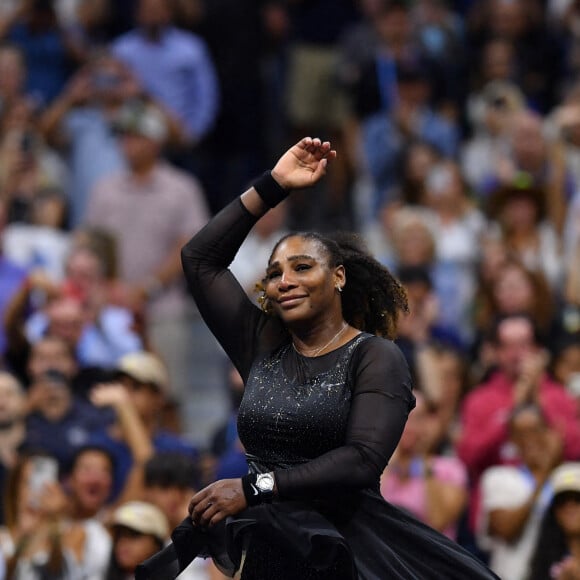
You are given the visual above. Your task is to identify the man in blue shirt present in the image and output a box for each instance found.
[112,0,219,145]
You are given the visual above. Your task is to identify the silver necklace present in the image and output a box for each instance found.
[292,322,349,357]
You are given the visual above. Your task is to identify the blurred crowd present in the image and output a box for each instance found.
[0,0,580,578]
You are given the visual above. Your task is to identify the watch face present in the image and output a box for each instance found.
[256,473,274,492]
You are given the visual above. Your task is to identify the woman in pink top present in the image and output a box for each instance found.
[381,391,468,539]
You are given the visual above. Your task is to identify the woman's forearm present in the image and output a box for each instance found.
[240,187,270,217]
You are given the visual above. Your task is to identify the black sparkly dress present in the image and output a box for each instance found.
[173,199,499,579]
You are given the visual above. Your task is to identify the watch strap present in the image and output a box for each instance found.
[241,472,274,506]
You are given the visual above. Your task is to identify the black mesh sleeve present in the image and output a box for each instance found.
[180,198,286,380]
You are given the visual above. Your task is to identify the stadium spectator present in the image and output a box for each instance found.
[24,368,105,470]
[106,500,169,579]
[528,462,580,580]
[84,101,209,411]
[381,392,468,540]
[477,403,563,580]
[112,0,219,146]
[0,372,26,525]
[456,314,580,484]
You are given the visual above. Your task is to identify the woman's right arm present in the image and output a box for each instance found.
[180,195,269,375]
[181,137,336,375]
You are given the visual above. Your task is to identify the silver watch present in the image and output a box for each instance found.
[255,472,275,501]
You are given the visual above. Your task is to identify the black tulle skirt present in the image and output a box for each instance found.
[137,488,499,580]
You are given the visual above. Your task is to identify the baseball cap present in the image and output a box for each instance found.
[116,351,169,394]
[551,463,580,496]
[113,101,168,143]
[111,501,169,542]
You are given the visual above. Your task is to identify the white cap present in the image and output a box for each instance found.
[116,351,169,394]
[111,501,169,542]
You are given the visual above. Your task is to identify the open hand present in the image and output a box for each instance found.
[271,137,336,190]
[188,478,247,527]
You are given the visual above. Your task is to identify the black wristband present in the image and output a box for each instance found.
[252,171,289,208]
[241,473,261,507]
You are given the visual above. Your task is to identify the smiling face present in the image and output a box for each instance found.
[264,236,345,326]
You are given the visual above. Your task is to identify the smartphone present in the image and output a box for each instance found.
[566,372,580,398]
[28,456,58,501]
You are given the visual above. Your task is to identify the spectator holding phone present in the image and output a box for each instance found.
[0,449,111,579]
[0,92,67,226]
[39,51,162,226]
[111,0,219,147]
[0,450,69,578]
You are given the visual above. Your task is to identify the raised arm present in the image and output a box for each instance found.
[239,136,336,216]
[180,137,336,376]
[180,197,268,376]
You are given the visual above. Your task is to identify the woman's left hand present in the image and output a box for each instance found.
[188,479,247,527]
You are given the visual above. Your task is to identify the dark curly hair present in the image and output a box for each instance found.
[259,231,408,340]
[527,502,571,580]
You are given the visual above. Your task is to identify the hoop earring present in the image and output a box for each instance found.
[336,285,343,293]
[258,291,272,314]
